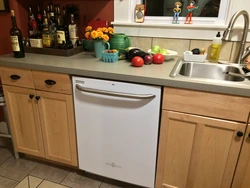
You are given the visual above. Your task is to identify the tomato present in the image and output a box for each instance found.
[131,56,144,67]
[153,54,164,64]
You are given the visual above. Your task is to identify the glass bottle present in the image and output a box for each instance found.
[68,14,78,48]
[62,7,72,49]
[56,17,66,49]
[28,6,35,23]
[50,2,56,27]
[28,6,36,37]
[31,22,40,38]
[10,10,25,58]
[30,21,43,48]
[42,18,53,48]
[46,5,50,23]
[37,6,44,32]
[49,3,57,47]
[55,4,61,27]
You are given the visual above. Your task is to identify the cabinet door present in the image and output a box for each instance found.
[156,111,245,188]
[3,85,44,157]
[37,91,77,166]
[232,121,250,188]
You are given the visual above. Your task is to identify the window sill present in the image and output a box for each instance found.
[112,21,248,41]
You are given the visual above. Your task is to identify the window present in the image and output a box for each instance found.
[142,0,228,25]
[143,0,220,17]
[113,0,250,41]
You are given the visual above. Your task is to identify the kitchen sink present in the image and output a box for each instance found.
[170,60,249,83]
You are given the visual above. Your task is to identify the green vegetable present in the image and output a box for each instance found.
[118,54,126,60]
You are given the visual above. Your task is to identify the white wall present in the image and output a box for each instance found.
[227,0,250,24]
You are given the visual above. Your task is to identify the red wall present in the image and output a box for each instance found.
[45,0,114,38]
[0,0,114,55]
[0,0,14,55]
[0,13,12,55]
[0,0,37,55]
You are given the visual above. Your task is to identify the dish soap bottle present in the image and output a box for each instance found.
[209,32,222,63]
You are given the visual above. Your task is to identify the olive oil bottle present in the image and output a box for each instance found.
[10,10,25,58]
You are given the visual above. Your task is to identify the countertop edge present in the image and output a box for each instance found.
[0,53,250,97]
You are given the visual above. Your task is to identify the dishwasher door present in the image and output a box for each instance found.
[72,76,161,188]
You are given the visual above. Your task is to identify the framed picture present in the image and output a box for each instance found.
[0,0,10,12]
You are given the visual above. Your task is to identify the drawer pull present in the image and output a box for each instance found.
[45,79,56,85]
[35,96,40,101]
[29,94,34,99]
[237,131,244,137]
[10,75,21,80]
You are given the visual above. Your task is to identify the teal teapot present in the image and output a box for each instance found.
[109,33,131,54]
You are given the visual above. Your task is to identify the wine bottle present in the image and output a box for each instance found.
[55,4,61,27]
[49,2,56,27]
[49,2,57,48]
[30,21,43,48]
[10,10,25,58]
[68,14,78,48]
[37,6,44,32]
[46,5,50,23]
[56,17,66,49]
[28,6,36,37]
[62,7,72,49]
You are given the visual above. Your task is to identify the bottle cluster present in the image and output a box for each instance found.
[25,3,79,49]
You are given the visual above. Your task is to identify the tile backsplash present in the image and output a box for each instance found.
[130,36,250,63]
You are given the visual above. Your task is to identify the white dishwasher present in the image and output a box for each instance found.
[72,76,161,188]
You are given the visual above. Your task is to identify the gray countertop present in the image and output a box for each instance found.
[0,52,249,97]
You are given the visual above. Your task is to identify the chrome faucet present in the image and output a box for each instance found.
[222,10,249,64]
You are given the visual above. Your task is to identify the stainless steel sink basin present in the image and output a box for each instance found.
[170,60,248,83]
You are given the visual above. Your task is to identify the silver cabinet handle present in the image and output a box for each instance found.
[76,84,156,99]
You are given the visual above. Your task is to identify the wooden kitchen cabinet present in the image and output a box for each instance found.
[156,110,245,188]
[2,85,45,157]
[232,124,250,188]
[156,87,250,188]
[37,90,77,166]
[0,67,78,166]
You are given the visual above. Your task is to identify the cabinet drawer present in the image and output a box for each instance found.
[0,66,34,88]
[162,87,250,122]
[32,71,72,94]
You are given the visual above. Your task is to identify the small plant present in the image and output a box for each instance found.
[85,26,114,42]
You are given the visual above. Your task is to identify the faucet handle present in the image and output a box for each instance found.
[245,46,250,52]
[241,46,250,62]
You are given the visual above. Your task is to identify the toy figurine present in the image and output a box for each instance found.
[185,1,199,24]
[173,2,182,24]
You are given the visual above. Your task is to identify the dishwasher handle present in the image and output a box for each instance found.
[76,84,156,99]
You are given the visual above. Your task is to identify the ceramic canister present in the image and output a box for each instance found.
[109,33,131,54]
